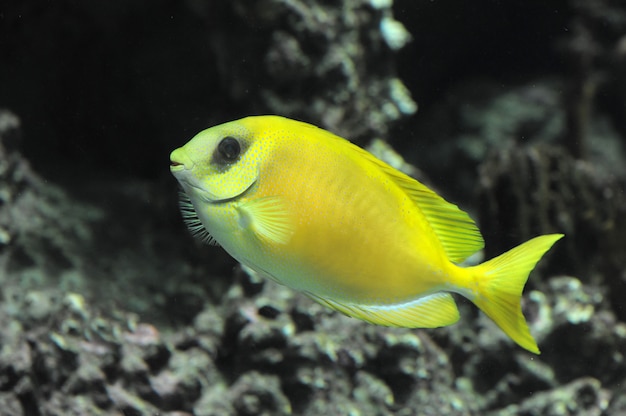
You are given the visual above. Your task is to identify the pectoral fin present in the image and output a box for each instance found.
[238,196,294,245]
[306,291,460,328]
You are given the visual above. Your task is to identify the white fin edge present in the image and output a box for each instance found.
[306,291,460,328]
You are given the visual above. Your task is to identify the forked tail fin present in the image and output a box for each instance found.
[469,234,564,354]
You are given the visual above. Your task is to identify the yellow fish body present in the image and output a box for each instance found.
[170,115,562,354]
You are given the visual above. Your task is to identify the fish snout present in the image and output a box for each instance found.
[170,148,195,173]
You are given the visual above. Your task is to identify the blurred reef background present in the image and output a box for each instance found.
[1,0,626,414]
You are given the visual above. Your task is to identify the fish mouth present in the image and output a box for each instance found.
[170,161,185,172]
[170,148,194,172]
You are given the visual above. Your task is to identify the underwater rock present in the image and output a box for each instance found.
[0,109,37,252]
[477,143,626,317]
[149,350,205,410]
[557,0,626,156]
[193,385,235,416]
[453,274,624,412]
[173,305,225,359]
[203,0,416,141]
[212,271,471,415]
[0,287,227,414]
[488,377,610,416]
[535,277,626,386]
[63,359,111,409]
[0,108,231,327]
[230,371,292,416]
[398,80,568,202]
[0,392,23,416]
[0,110,107,295]
[608,387,626,414]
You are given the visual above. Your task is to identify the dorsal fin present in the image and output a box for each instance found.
[319,130,484,263]
[382,168,484,263]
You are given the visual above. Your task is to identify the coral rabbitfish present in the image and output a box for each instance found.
[170,115,563,354]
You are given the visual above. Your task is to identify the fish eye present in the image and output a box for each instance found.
[218,137,241,161]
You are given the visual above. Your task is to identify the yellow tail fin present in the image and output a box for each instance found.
[469,234,564,354]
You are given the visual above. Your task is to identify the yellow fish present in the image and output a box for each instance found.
[170,115,562,354]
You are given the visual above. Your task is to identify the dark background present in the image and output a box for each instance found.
[1,0,578,181]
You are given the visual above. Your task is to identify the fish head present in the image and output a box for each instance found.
[169,119,262,203]
[170,116,295,258]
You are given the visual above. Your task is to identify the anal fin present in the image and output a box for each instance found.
[306,292,460,328]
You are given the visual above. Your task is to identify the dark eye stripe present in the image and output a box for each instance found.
[211,136,246,171]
